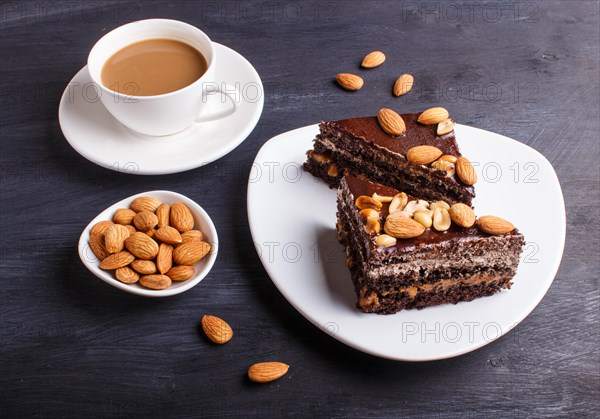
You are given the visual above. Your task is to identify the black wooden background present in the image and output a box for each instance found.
[1,1,598,417]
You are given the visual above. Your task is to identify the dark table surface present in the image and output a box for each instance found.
[1,1,599,417]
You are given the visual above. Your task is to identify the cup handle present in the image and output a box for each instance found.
[195,82,239,123]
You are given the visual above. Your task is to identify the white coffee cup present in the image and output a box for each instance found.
[88,19,236,136]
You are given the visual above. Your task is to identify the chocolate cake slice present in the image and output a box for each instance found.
[337,175,524,314]
[305,111,476,205]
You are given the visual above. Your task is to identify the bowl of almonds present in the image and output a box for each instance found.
[78,191,218,297]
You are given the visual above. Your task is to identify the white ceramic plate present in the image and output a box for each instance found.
[59,43,263,175]
[247,124,566,361]
[79,191,218,297]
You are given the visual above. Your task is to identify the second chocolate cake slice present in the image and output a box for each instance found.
[304,111,476,205]
[337,175,524,314]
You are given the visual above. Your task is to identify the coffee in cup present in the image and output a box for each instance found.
[88,19,238,136]
[101,39,209,97]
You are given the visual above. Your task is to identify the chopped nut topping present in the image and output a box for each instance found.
[327,163,339,177]
[431,159,456,178]
[389,193,408,214]
[432,208,451,231]
[413,210,433,228]
[430,201,450,211]
[359,208,380,219]
[372,192,393,203]
[355,195,383,211]
[365,217,381,234]
[375,234,397,247]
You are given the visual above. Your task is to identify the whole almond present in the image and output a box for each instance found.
[417,107,449,125]
[90,220,114,237]
[336,73,364,91]
[377,108,406,136]
[155,226,183,244]
[384,214,426,238]
[393,74,414,96]
[113,208,136,225]
[115,266,139,284]
[89,234,110,261]
[131,196,162,213]
[437,118,455,136]
[156,243,173,275]
[406,145,442,165]
[449,203,476,228]
[477,216,515,235]
[248,362,289,383]
[125,232,159,260]
[155,203,171,228]
[201,315,233,344]
[130,259,157,275]
[456,157,477,185]
[362,51,385,68]
[173,241,211,265]
[104,224,131,254]
[170,202,194,233]
[181,230,205,243]
[133,211,158,232]
[139,274,172,290]
[99,251,135,270]
[167,265,195,282]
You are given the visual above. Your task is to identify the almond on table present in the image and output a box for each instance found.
[361,50,385,68]
[393,74,414,96]
[336,73,364,91]
[247,362,289,383]
[201,315,233,344]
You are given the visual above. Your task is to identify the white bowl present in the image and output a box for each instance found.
[78,190,218,297]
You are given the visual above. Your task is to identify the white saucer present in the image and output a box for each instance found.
[58,43,263,175]
[247,124,566,361]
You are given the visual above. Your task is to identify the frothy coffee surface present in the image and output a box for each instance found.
[101,39,207,96]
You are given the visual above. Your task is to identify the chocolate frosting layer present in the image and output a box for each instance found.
[343,175,519,252]
[325,113,461,156]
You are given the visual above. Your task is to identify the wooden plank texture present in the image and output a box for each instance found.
[1,0,598,417]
